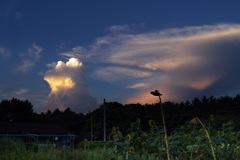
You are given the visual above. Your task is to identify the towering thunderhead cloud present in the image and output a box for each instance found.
[43,58,97,113]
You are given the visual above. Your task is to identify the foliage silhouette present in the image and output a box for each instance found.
[1,94,240,141]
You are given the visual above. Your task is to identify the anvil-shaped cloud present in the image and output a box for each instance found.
[90,24,240,103]
[43,58,97,113]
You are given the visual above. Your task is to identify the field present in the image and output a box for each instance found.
[1,116,240,160]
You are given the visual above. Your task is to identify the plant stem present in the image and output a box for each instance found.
[159,96,170,160]
[195,117,216,160]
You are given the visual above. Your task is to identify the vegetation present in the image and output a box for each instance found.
[1,95,240,141]
[1,95,240,159]
[1,116,240,159]
[0,137,76,160]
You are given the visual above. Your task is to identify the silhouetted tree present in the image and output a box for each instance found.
[2,93,240,141]
[0,97,34,122]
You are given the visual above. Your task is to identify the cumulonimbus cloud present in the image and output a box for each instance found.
[43,57,97,113]
[88,24,240,103]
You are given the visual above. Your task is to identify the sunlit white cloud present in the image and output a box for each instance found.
[43,57,97,113]
[89,24,240,103]
[17,44,43,73]
[44,76,75,93]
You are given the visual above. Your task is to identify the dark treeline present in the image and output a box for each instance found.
[1,95,240,141]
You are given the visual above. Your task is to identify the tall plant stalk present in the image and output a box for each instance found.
[195,117,216,160]
[159,96,170,160]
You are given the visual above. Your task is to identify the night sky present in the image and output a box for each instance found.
[1,0,240,113]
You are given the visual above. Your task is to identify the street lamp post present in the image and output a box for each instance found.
[150,90,170,160]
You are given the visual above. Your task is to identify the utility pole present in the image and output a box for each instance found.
[103,99,106,141]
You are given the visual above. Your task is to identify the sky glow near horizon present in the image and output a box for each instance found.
[1,1,240,113]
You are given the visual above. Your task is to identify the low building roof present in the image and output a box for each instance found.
[0,122,70,136]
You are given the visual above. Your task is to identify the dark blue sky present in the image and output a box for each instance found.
[1,0,240,113]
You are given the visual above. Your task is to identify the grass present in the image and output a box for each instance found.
[1,117,240,160]
[0,138,76,160]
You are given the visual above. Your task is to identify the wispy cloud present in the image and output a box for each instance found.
[17,44,43,73]
[13,88,29,95]
[27,44,42,59]
[0,46,11,58]
[88,24,240,103]
[15,11,24,25]
[60,46,87,59]
[94,66,152,82]
[43,58,97,113]
[0,87,48,113]
[0,87,31,100]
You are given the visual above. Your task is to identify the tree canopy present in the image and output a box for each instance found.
[1,94,240,141]
[0,97,34,122]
